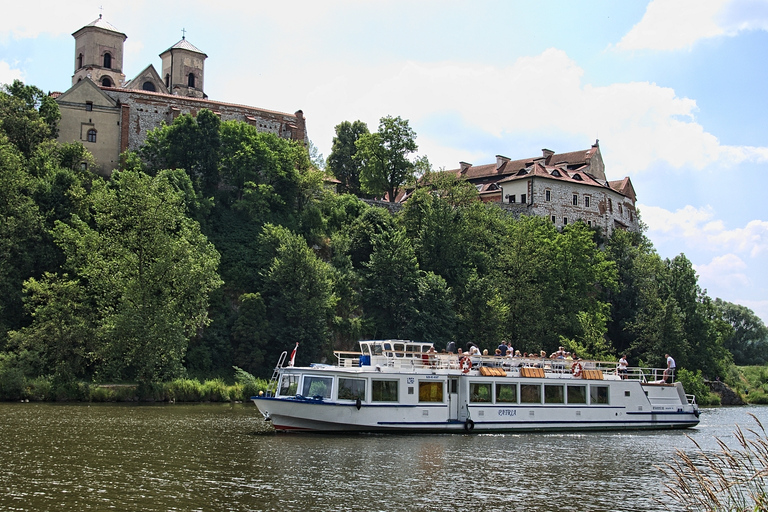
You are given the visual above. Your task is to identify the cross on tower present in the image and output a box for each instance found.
[182,28,186,40]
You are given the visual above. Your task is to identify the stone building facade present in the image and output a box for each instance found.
[55,16,307,175]
[445,141,638,235]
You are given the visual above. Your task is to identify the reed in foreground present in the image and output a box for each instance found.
[657,413,767,512]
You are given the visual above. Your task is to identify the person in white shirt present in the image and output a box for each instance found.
[663,354,676,383]
[617,355,628,379]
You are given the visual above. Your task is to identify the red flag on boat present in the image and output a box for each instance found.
[289,342,299,367]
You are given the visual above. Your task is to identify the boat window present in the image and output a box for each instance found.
[394,343,405,357]
[495,383,517,403]
[419,381,443,402]
[469,383,491,403]
[567,385,587,404]
[278,374,299,396]
[520,384,541,404]
[590,385,609,405]
[372,380,398,402]
[544,385,564,404]
[338,378,366,400]
[301,376,333,399]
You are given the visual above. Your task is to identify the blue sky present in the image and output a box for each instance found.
[2,0,767,323]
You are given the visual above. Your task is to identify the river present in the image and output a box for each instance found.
[0,402,765,511]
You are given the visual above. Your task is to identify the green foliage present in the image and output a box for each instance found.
[362,228,420,338]
[261,225,338,367]
[716,299,768,365]
[327,120,369,195]
[675,368,718,406]
[356,115,418,201]
[0,80,60,158]
[52,170,222,383]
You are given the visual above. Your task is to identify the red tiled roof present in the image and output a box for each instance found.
[498,162,608,189]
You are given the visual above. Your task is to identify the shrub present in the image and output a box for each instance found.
[0,366,26,401]
[202,379,229,402]
[167,378,203,402]
[26,376,52,401]
[90,386,116,402]
[112,385,138,402]
[233,366,269,399]
[747,391,768,405]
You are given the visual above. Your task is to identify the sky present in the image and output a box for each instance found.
[2,0,767,324]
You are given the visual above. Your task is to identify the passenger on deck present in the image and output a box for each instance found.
[446,341,456,354]
[662,354,676,383]
[617,355,628,379]
[498,341,509,356]
[426,345,437,368]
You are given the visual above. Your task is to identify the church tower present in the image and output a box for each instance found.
[71,15,127,88]
[159,35,208,99]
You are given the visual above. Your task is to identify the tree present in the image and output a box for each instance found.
[52,169,222,382]
[0,134,44,343]
[7,273,97,383]
[261,225,337,368]
[356,115,418,202]
[363,228,420,338]
[327,120,369,195]
[0,80,60,158]
[715,299,768,365]
[141,109,221,197]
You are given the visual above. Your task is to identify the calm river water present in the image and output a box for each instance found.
[0,402,765,512]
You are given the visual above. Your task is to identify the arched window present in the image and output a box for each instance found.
[165,74,170,87]
[77,53,83,69]
[142,81,156,92]
[103,52,112,69]
[187,73,195,88]
[101,76,113,87]
[87,129,97,143]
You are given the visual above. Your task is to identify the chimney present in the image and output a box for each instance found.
[496,155,509,171]
[459,161,472,174]
[542,148,555,165]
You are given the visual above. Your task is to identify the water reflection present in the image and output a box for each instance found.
[0,403,764,511]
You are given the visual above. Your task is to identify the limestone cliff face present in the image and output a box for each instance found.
[707,380,746,406]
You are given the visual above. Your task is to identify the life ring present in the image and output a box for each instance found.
[460,356,472,373]
[464,419,475,431]
[571,362,583,378]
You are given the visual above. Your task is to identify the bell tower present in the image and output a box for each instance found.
[160,34,208,99]
[71,15,127,88]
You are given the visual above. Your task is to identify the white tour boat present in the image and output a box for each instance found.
[251,340,700,433]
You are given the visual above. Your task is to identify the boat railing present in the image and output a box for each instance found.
[333,350,672,381]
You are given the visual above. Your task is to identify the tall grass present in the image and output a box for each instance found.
[657,413,768,511]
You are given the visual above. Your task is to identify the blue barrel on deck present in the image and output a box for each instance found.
[359,355,370,366]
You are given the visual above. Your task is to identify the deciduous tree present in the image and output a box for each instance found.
[356,115,418,202]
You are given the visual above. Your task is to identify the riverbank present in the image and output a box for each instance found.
[1,365,764,404]
[2,373,269,403]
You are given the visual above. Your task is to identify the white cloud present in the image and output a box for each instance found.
[694,254,751,290]
[0,60,24,85]
[616,0,768,51]
[640,203,768,256]
[273,49,768,173]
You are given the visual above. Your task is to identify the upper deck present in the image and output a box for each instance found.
[331,339,676,384]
